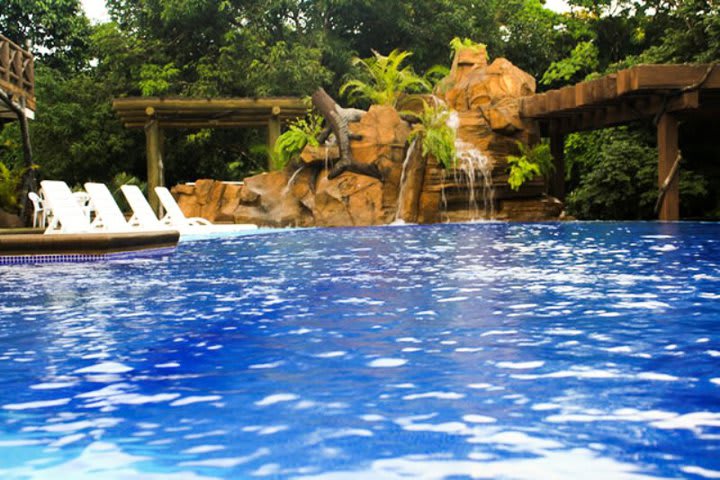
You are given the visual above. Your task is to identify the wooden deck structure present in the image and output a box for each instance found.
[520,64,720,221]
[112,97,306,211]
[0,33,35,122]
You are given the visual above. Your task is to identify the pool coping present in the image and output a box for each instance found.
[0,230,180,263]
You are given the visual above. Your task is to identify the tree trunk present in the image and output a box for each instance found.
[311,88,381,180]
[0,91,36,226]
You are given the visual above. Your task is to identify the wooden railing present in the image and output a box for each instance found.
[0,34,35,111]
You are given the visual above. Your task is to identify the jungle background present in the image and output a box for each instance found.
[1,0,719,219]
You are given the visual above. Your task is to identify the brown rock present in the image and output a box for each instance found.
[216,184,243,223]
[233,171,313,227]
[349,105,411,166]
[300,145,340,165]
[313,172,387,227]
[172,184,201,218]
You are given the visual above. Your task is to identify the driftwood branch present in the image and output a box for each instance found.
[311,88,381,181]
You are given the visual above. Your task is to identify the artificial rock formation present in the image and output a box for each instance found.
[172,48,561,226]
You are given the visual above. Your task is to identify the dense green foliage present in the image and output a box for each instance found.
[273,112,325,170]
[0,0,718,219]
[0,161,28,211]
[507,142,554,191]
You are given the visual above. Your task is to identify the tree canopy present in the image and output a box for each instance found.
[1,0,718,218]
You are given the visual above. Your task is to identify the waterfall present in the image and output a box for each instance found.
[282,166,306,196]
[444,111,495,220]
[394,138,419,223]
[455,140,495,220]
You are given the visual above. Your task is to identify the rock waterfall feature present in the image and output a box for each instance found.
[173,48,563,226]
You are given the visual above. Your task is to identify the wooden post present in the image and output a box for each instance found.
[549,122,565,200]
[267,107,281,170]
[657,114,679,221]
[145,118,165,214]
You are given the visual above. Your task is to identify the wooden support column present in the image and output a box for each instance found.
[549,122,566,200]
[144,115,165,214]
[267,106,282,170]
[657,114,679,221]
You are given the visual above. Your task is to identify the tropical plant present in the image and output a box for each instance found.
[407,101,457,169]
[0,161,32,212]
[449,37,488,58]
[340,49,431,108]
[507,142,554,191]
[273,111,325,170]
[110,171,146,212]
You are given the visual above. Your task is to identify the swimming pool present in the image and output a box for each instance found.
[0,222,718,479]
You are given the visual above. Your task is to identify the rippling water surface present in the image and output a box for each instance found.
[1,222,719,479]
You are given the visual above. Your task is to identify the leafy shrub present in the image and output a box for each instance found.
[340,49,430,108]
[565,127,709,219]
[273,112,325,170]
[449,37,488,59]
[407,101,457,169]
[0,161,31,213]
[507,142,553,191]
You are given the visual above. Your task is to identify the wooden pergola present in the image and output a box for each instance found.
[520,64,720,221]
[0,33,35,122]
[112,96,307,211]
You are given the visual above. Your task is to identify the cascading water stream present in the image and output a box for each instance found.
[282,166,306,196]
[455,140,495,220]
[446,111,495,220]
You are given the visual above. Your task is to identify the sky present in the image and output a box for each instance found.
[80,0,572,24]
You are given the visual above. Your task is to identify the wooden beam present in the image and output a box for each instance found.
[144,119,165,214]
[113,97,306,111]
[617,64,720,95]
[657,114,679,221]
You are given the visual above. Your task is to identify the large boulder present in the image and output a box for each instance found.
[233,170,313,227]
[313,171,387,227]
[437,49,538,161]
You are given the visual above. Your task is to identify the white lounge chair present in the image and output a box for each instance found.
[41,180,98,234]
[83,182,138,233]
[120,185,167,229]
[154,186,258,233]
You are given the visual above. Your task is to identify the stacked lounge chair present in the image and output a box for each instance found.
[41,180,105,234]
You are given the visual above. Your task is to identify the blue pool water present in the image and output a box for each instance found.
[0,222,719,479]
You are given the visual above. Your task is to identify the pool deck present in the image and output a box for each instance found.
[0,230,180,260]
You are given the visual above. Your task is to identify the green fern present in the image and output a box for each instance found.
[507,142,554,191]
[406,101,457,169]
[340,49,431,107]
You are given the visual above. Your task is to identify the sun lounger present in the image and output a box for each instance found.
[41,180,98,234]
[84,182,134,233]
[154,186,258,233]
[120,185,167,229]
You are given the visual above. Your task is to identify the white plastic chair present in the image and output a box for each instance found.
[27,192,47,228]
[72,191,93,221]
